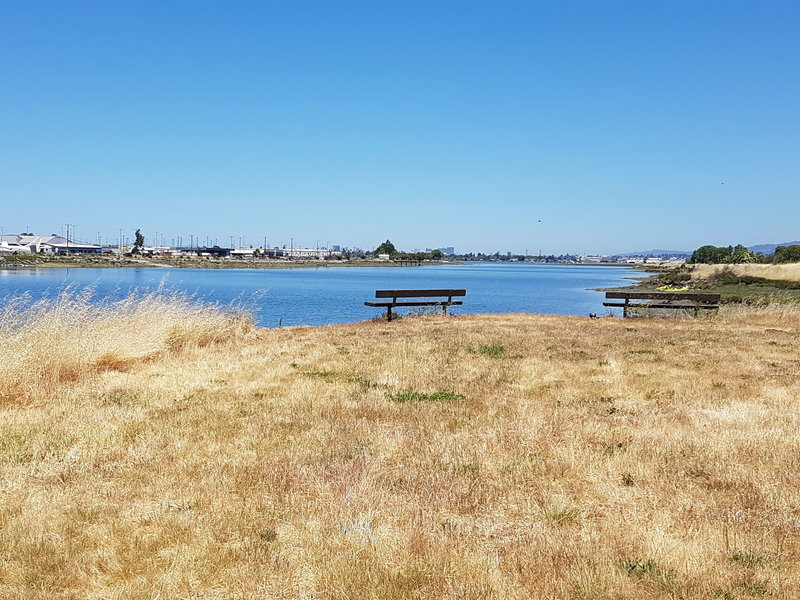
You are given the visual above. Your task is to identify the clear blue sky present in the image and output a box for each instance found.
[1,1,798,254]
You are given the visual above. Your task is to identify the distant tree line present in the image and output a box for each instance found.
[372,239,445,261]
[371,242,578,262]
[774,245,800,263]
[689,244,800,264]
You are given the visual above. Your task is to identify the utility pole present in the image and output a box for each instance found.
[290,237,294,259]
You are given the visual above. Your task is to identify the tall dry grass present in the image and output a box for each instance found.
[690,263,800,282]
[0,287,254,405]
[1,298,799,598]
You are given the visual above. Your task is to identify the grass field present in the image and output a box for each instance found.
[689,263,800,283]
[1,294,799,599]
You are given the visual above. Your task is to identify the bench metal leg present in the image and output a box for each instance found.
[387,306,393,321]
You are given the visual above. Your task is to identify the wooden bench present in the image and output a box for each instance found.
[365,289,466,321]
[603,291,721,317]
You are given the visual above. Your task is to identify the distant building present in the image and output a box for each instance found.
[0,233,100,254]
[204,246,232,257]
[0,240,32,254]
[439,247,455,255]
[283,247,341,259]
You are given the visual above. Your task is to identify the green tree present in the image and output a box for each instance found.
[731,244,757,263]
[375,239,397,256]
[132,229,145,255]
[690,245,732,264]
[690,243,759,264]
[430,249,444,260]
[774,245,800,264]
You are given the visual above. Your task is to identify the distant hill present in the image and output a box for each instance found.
[748,241,800,255]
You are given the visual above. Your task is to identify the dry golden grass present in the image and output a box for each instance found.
[690,263,800,282]
[1,297,799,599]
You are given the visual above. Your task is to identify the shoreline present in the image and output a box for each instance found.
[0,257,454,270]
[0,256,646,271]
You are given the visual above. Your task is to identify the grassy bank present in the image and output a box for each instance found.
[626,263,800,304]
[1,297,799,598]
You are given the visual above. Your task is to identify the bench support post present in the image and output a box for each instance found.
[387,306,393,322]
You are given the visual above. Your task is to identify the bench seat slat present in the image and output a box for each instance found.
[374,289,466,298]
[365,301,464,308]
[605,291,720,302]
[603,302,718,309]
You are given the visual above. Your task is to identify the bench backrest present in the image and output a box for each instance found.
[375,289,466,299]
[605,291,720,303]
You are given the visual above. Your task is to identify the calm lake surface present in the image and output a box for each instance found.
[0,263,636,327]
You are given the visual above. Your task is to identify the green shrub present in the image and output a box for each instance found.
[390,390,464,403]
[479,344,506,357]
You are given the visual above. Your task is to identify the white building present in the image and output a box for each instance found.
[579,255,609,263]
[0,234,101,254]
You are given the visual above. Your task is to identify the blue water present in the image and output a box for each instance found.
[0,263,636,327]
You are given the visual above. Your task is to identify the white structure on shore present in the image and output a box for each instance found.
[0,234,101,254]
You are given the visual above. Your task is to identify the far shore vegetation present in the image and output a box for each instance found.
[618,243,800,305]
[1,290,799,597]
